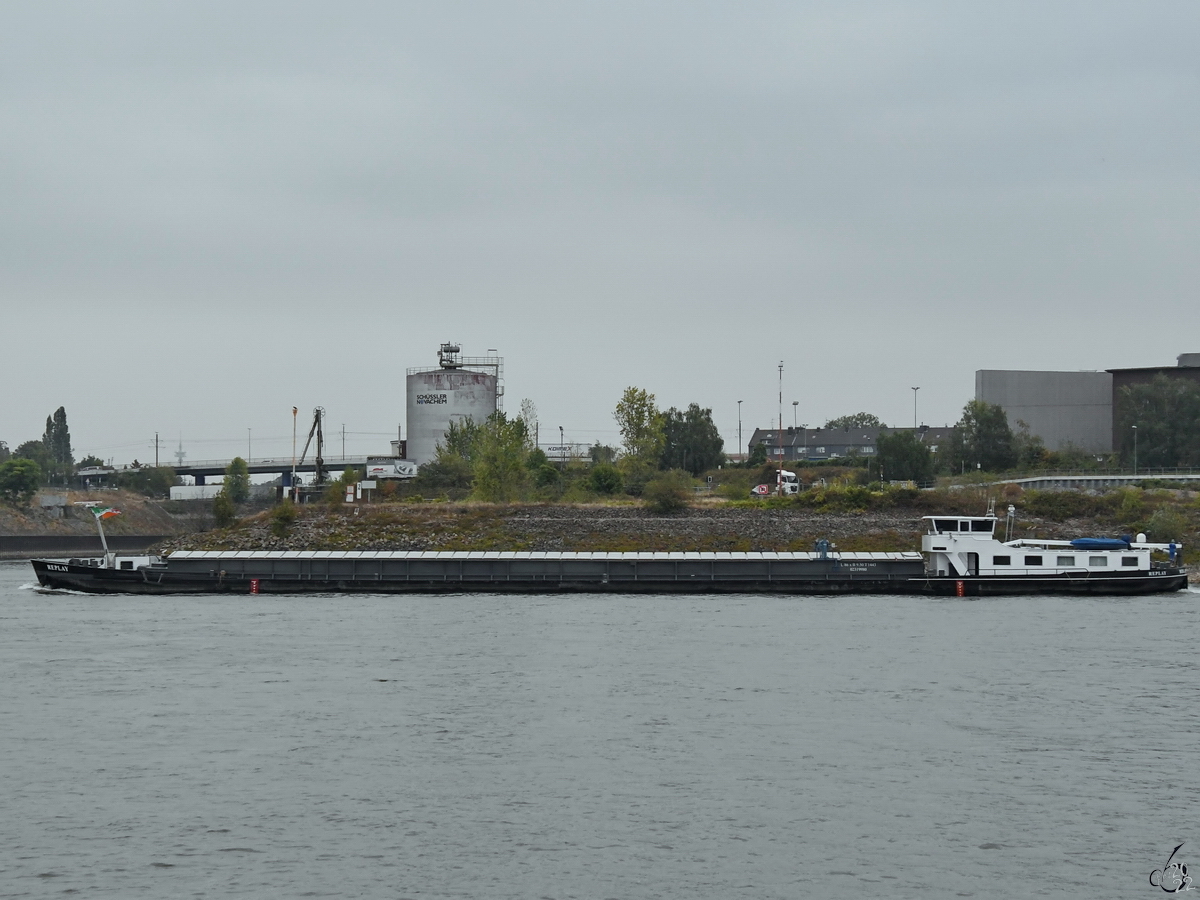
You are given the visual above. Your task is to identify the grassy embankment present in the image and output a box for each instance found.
[161,483,1200,556]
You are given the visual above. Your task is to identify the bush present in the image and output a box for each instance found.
[270,499,298,537]
[413,457,473,492]
[587,463,622,495]
[1146,507,1190,542]
[533,464,562,489]
[1019,490,1110,521]
[213,490,237,528]
[642,470,693,513]
[1117,488,1147,527]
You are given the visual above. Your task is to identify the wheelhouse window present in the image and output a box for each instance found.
[933,519,959,533]
[1089,556,1108,567]
[1056,556,1075,566]
[971,521,994,532]
[1024,555,1043,566]
[1121,557,1139,567]
[993,555,1011,566]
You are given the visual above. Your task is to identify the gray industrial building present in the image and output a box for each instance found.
[975,369,1112,452]
[977,353,1200,453]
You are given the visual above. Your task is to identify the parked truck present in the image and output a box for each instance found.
[750,469,799,496]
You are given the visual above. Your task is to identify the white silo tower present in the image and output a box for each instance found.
[406,343,502,466]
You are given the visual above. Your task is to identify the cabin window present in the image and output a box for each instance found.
[1024,555,1043,566]
[993,555,1011,566]
[119,560,133,570]
[934,519,959,533]
[1057,555,1076,566]
[1121,557,1139,567]
[971,521,993,532]
[959,522,971,531]
[1089,556,1108,567]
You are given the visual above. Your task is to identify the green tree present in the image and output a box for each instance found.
[437,417,484,464]
[946,400,1016,473]
[589,443,618,465]
[471,412,532,502]
[42,407,73,471]
[876,430,934,483]
[0,441,10,463]
[825,413,884,430]
[76,455,106,468]
[660,403,725,476]
[1012,420,1049,471]
[614,387,665,488]
[14,440,52,481]
[1115,375,1200,468]
[0,458,43,504]
[224,457,251,503]
[747,441,767,466]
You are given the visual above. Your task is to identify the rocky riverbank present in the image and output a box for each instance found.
[154,499,1163,555]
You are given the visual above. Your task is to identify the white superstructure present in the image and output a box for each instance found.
[921,515,1180,578]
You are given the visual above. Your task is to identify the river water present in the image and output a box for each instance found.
[1,559,1197,899]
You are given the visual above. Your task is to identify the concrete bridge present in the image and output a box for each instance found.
[172,456,373,485]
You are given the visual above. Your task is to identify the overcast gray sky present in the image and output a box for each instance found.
[3,1,1197,464]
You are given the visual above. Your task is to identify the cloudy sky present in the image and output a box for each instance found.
[3,1,1197,464]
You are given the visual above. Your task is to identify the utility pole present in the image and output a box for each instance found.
[559,425,565,470]
[342,424,346,460]
[737,400,743,462]
[912,387,920,429]
[155,432,159,468]
[248,428,252,462]
[1132,425,1138,476]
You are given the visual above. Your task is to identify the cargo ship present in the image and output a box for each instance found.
[30,513,1187,596]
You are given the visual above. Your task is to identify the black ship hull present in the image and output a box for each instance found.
[31,556,1188,596]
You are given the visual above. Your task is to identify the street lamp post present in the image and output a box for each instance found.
[777,362,784,493]
[559,426,565,470]
[1132,425,1138,476]
[792,400,798,429]
[911,387,920,429]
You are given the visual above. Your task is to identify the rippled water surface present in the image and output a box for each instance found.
[2,560,1197,898]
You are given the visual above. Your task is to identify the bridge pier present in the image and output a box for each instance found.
[282,471,293,487]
